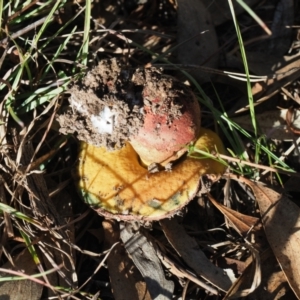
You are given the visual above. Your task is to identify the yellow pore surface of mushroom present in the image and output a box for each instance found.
[77,128,226,220]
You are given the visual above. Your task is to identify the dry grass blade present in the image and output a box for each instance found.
[0,180,14,238]
[237,54,300,113]
[8,130,77,295]
[17,140,62,227]
[223,243,261,299]
[230,174,300,298]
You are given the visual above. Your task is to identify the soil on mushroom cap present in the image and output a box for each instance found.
[57,58,197,150]
[133,68,184,124]
[57,59,142,150]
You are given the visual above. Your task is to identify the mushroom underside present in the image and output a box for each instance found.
[77,128,225,221]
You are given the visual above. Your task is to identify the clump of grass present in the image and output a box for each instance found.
[0,0,96,297]
[185,0,295,180]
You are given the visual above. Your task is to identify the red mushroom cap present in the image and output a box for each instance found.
[129,76,201,166]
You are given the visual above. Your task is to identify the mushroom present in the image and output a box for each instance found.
[77,128,225,221]
[58,59,226,221]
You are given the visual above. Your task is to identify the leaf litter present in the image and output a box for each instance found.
[1,0,300,299]
[229,174,300,299]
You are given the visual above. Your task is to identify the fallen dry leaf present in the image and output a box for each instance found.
[223,244,261,299]
[120,222,174,300]
[155,243,220,295]
[103,220,151,300]
[160,216,234,292]
[0,249,43,300]
[207,193,260,237]
[247,250,296,300]
[224,248,293,299]
[230,175,300,299]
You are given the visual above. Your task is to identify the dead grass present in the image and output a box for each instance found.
[0,0,300,299]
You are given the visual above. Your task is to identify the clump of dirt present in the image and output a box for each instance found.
[57,58,198,151]
[57,59,143,150]
[132,68,184,124]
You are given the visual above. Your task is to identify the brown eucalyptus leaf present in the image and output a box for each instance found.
[160,217,233,292]
[103,220,151,300]
[120,222,174,300]
[207,193,259,236]
[0,249,43,300]
[177,0,218,83]
[231,175,300,299]
[225,248,292,299]
[248,251,296,300]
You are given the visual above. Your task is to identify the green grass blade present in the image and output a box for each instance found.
[236,0,271,35]
[31,0,65,48]
[0,268,58,283]
[20,231,41,265]
[16,80,69,113]
[39,5,85,51]
[228,0,257,137]
[40,26,77,81]
[0,203,43,227]
[9,0,57,24]
[82,0,91,66]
